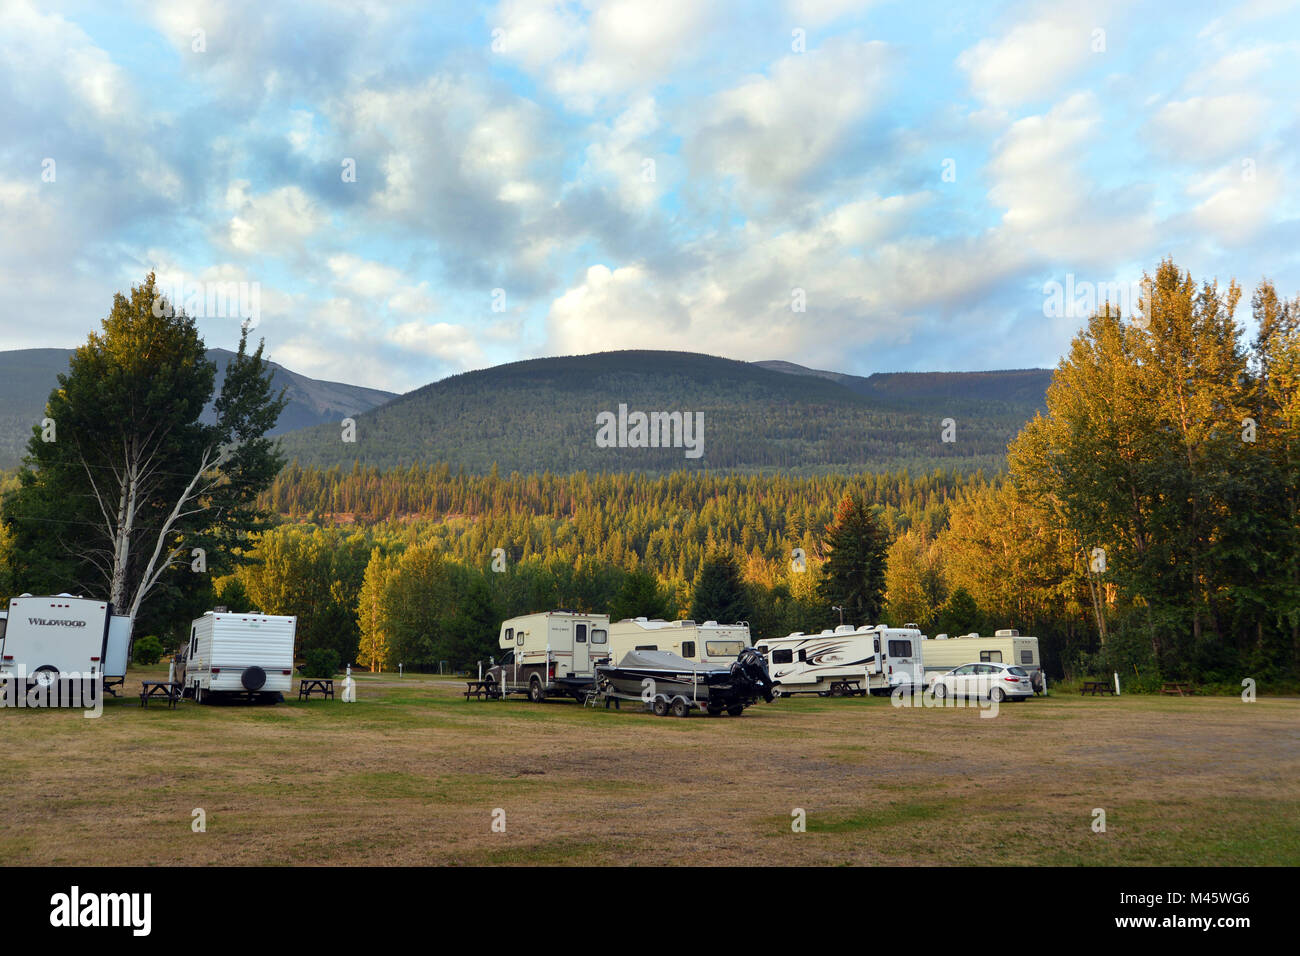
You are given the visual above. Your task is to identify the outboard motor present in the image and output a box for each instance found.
[733,648,775,702]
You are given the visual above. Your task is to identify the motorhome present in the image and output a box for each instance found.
[0,594,127,703]
[486,611,611,702]
[920,630,1043,691]
[755,624,925,696]
[181,610,297,703]
[605,617,752,666]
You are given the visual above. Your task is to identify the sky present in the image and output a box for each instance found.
[1,0,1298,394]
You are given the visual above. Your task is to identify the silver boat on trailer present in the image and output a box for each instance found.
[594,648,774,717]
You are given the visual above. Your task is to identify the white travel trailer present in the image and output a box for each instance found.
[605,618,752,666]
[921,630,1043,691]
[755,624,925,696]
[487,611,611,702]
[182,611,297,703]
[0,594,127,702]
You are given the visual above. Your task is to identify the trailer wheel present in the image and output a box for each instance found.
[528,678,545,703]
[31,666,59,689]
[727,704,745,717]
[670,698,691,718]
[706,705,723,716]
[652,697,669,717]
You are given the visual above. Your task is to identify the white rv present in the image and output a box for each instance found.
[181,611,297,703]
[921,629,1043,691]
[0,594,128,702]
[486,611,611,702]
[605,618,752,666]
[755,624,925,696]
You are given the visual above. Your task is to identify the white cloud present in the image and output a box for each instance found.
[689,38,891,197]
[1147,95,1267,163]
[1188,159,1283,244]
[958,6,1105,108]
[222,181,327,254]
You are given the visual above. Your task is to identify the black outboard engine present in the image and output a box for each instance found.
[733,648,775,702]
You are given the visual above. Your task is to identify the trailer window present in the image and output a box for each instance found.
[797,648,807,662]
[591,628,607,645]
[635,645,658,651]
[681,641,696,658]
[980,650,1002,663]
[504,627,513,644]
[516,632,524,647]
[1020,650,1033,665]
[0,617,6,639]
[772,649,794,664]
[706,640,745,657]
[575,624,587,643]
[873,638,880,653]
[888,640,912,657]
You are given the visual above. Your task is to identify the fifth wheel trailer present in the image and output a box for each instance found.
[0,595,129,702]
[181,611,297,703]
[755,625,925,696]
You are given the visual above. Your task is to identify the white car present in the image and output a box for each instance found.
[929,662,1035,702]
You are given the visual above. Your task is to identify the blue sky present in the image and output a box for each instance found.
[2,0,1298,393]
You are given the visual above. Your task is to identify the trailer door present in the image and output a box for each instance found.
[573,622,590,673]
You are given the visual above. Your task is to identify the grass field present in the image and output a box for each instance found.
[3,668,1298,866]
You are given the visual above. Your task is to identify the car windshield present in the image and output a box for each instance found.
[1008,666,1029,676]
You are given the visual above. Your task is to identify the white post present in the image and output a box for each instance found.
[477,660,482,681]
[1114,671,1120,696]
[1042,673,1048,696]
[167,660,176,684]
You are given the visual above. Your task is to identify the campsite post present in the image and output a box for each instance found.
[1114,671,1121,696]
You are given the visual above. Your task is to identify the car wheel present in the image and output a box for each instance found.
[528,678,545,703]
[670,698,691,718]
[652,698,669,717]
[933,682,948,699]
[990,686,1006,703]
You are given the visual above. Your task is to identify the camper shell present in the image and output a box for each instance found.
[921,629,1043,691]
[606,617,752,666]
[181,611,297,703]
[756,624,925,696]
[486,611,611,702]
[0,594,129,703]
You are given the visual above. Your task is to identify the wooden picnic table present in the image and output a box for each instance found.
[139,681,181,709]
[1161,682,1194,696]
[827,679,866,697]
[1080,680,1114,696]
[463,679,500,701]
[298,678,335,701]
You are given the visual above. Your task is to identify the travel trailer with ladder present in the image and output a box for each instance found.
[920,629,1043,691]
[605,617,752,666]
[755,624,925,696]
[0,594,132,702]
[180,611,297,703]
[485,611,611,702]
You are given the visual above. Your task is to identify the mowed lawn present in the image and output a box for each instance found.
[2,668,1298,866]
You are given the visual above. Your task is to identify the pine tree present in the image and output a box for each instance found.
[816,492,889,627]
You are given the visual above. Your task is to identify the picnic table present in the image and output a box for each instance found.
[826,679,866,697]
[1161,682,1194,696]
[464,679,500,701]
[139,681,181,709]
[298,678,335,701]
[1080,680,1114,696]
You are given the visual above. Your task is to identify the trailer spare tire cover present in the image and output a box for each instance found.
[241,665,267,691]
